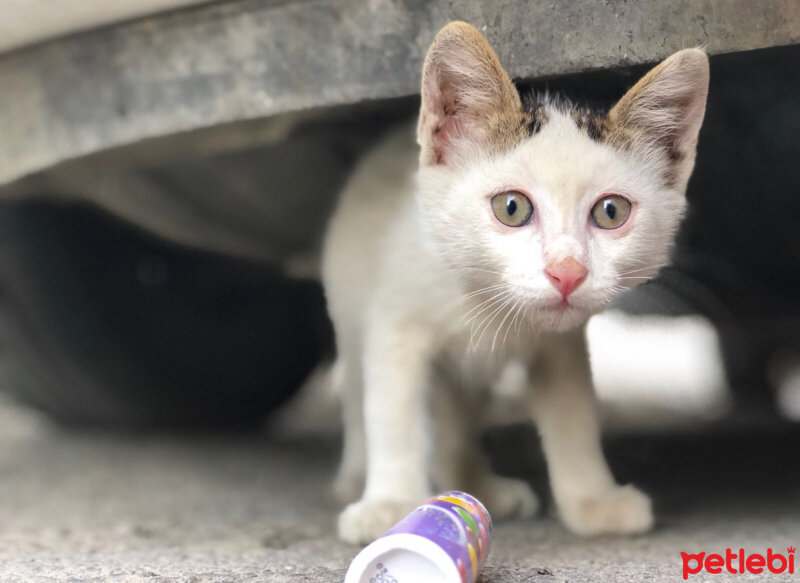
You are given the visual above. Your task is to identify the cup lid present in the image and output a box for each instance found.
[344,533,462,583]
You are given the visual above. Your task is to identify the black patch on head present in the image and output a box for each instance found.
[526,103,549,135]
[519,91,549,136]
[585,116,607,142]
[569,104,610,143]
[518,88,610,141]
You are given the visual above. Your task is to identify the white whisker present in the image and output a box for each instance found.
[474,294,515,350]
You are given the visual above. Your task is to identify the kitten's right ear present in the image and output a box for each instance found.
[418,22,524,167]
[609,48,710,191]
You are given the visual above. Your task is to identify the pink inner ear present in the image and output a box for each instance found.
[434,100,467,165]
[422,87,481,165]
[420,65,482,165]
[420,72,450,165]
[418,27,521,166]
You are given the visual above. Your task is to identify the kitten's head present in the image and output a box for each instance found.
[416,22,709,332]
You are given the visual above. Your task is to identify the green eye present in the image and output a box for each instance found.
[591,195,632,229]
[491,191,533,227]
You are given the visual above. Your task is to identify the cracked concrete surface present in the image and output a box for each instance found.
[2,0,798,187]
[2,396,800,582]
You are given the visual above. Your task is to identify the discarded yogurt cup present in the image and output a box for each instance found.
[344,491,492,583]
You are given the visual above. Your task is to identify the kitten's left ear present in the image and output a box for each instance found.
[418,22,524,167]
[609,49,710,191]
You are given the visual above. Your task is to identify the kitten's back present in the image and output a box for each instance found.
[322,124,418,328]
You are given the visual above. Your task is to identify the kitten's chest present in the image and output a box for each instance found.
[432,336,536,427]
[420,268,539,393]
[434,326,536,393]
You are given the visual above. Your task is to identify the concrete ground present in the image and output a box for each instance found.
[2,396,800,583]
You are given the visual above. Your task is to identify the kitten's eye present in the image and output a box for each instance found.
[591,195,632,229]
[491,191,533,227]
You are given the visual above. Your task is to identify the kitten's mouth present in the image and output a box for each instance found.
[542,299,572,312]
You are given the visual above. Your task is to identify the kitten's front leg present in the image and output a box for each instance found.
[337,315,435,545]
[532,330,653,536]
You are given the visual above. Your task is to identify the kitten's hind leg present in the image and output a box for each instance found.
[472,471,540,521]
[331,350,366,505]
[531,330,653,535]
[429,382,538,521]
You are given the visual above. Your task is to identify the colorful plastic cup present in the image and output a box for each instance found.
[344,491,492,583]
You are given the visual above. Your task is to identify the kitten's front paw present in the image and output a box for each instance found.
[338,498,419,545]
[474,475,539,521]
[559,485,653,536]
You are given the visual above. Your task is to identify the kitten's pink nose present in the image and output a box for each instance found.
[545,257,588,299]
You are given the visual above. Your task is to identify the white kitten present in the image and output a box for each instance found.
[322,22,709,544]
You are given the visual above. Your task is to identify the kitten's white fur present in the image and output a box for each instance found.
[323,22,708,544]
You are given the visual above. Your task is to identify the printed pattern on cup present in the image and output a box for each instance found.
[384,491,492,583]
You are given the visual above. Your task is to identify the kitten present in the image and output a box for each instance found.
[323,21,709,544]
